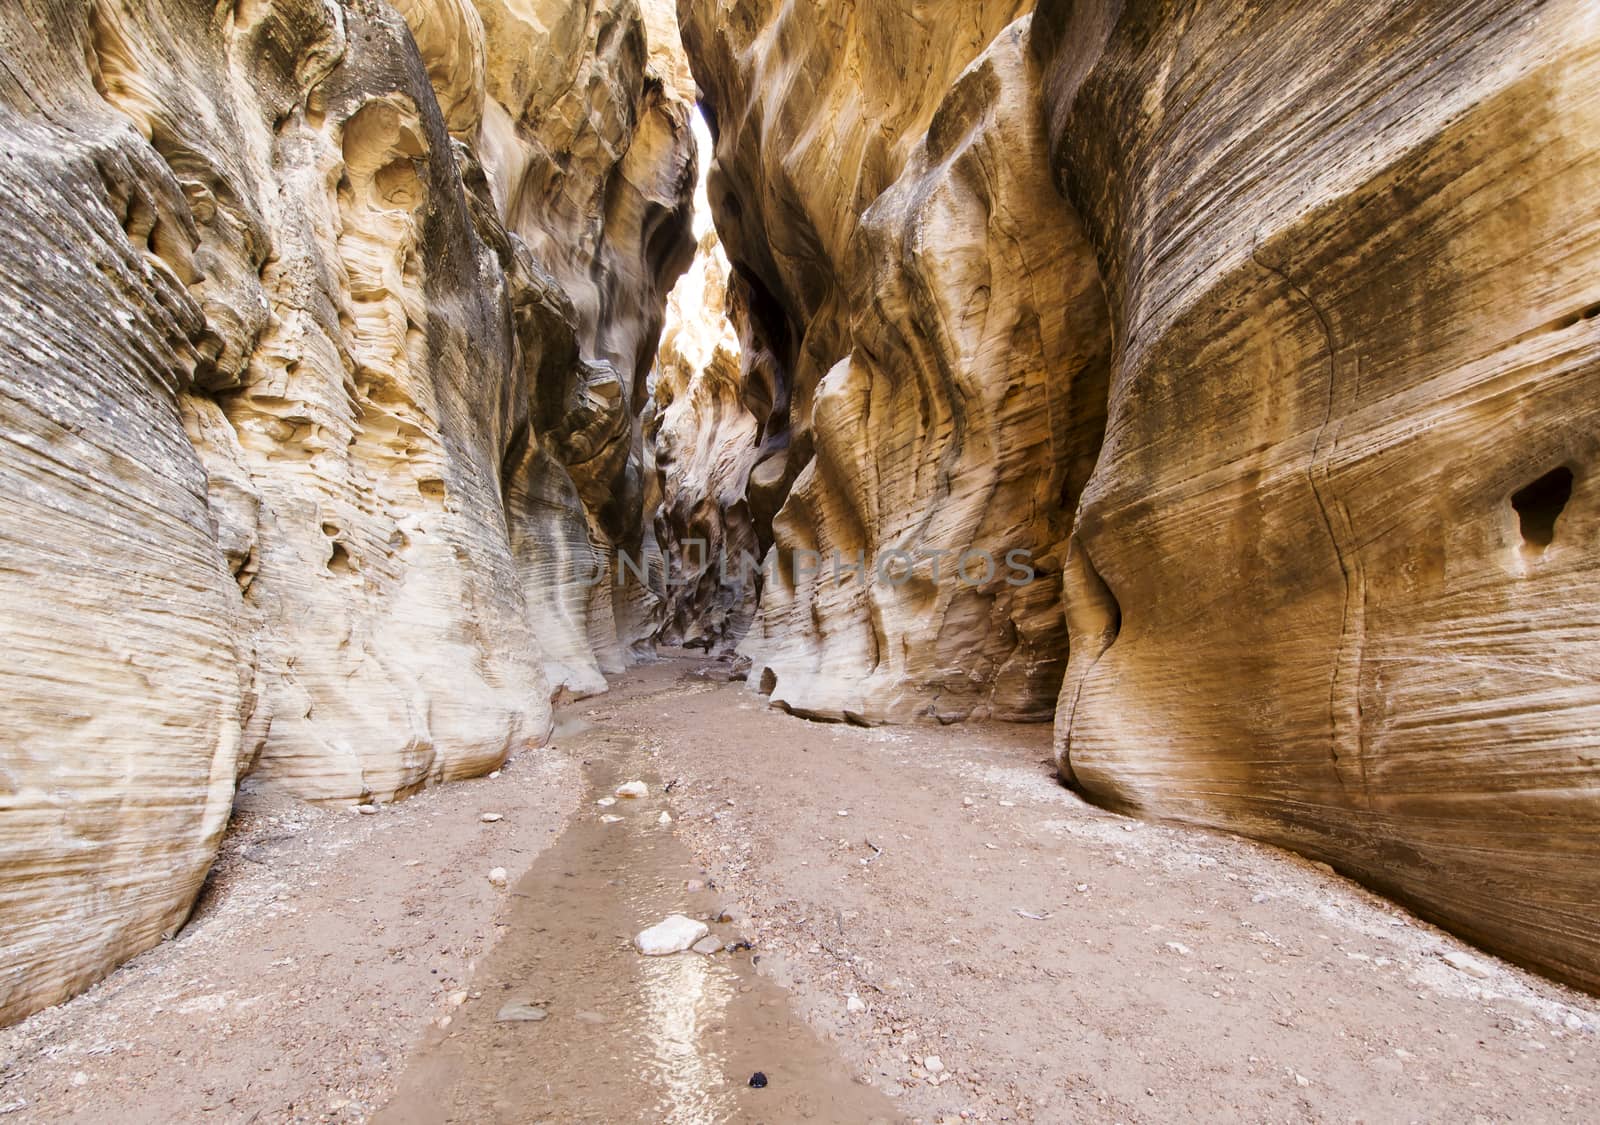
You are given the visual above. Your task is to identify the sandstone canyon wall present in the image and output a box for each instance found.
[677,0,1095,721]
[650,219,761,653]
[1034,0,1600,992]
[682,0,1600,990]
[0,0,693,1025]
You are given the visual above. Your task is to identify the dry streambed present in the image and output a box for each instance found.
[2,658,1598,1124]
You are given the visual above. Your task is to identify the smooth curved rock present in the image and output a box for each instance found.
[651,209,760,651]
[678,0,1034,549]
[0,0,693,1025]
[738,18,1110,722]
[1035,0,1600,991]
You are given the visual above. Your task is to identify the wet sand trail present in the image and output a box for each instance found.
[376,698,897,1124]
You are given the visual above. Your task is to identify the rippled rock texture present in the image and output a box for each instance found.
[1034,0,1600,991]
[738,18,1108,722]
[680,0,1092,719]
[0,0,692,1024]
[650,224,760,652]
[686,0,1600,988]
[678,0,1036,548]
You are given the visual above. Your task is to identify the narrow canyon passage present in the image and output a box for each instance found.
[4,0,1600,1120]
[5,658,1596,1122]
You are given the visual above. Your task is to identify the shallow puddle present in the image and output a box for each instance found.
[376,725,898,1124]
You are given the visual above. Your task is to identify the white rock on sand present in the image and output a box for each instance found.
[635,915,709,956]
[616,781,649,799]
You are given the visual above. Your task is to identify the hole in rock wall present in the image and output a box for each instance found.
[1511,465,1574,553]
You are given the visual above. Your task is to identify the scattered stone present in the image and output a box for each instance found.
[692,936,725,955]
[1075,883,1090,893]
[480,812,504,823]
[1564,1013,1585,1031]
[748,1072,768,1089]
[448,990,468,1006]
[847,993,867,1013]
[495,1001,548,1022]
[658,811,673,825]
[998,800,1016,808]
[596,797,617,807]
[487,867,509,888]
[1164,941,1193,956]
[70,1072,87,1088]
[1311,861,1336,876]
[488,770,501,779]
[601,815,623,824]
[924,1055,945,1074]
[962,797,975,807]
[616,781,649,799]
[635,914,710,955]
[837,809,851,817]
[1442,950,1494,979]
[355,804,377,816]
[686,878,707,892]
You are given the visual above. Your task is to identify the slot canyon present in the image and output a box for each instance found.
[1,0,1598,1120]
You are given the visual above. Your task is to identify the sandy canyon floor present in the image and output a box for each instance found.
[2,656,1597,1123]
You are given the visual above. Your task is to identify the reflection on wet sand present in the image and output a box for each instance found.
[374,709,898,1124]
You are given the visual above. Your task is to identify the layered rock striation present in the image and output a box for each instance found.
[684,0,1600,989]
[650,221,760,653]
[0,0,693,1024]
[1035,0,1600,991]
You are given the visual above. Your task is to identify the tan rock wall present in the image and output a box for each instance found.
[1035,0,1600,991]
[678,0,1034,545]
[738,18,1110,722]
[0,0,693,1024]
[651,226,760,651]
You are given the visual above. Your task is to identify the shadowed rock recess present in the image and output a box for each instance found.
[680,0,1600,992]
[0,0,1597,1032]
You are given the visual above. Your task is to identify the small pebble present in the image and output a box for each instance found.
[616,781,649,799]
[1443,950,1493,980]
[748,1072,768,1089]
[495,1001,548,1023]
[356,804,377,816]
[480,812,504,823]
[487,867,508,888]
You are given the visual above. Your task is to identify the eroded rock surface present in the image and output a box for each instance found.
[683,0,1600,990]
[0,0,692,1024]
[649,134,760,653]
[678,0,1035,548]
[736,18,1109,722]
[1033,0,1600,991]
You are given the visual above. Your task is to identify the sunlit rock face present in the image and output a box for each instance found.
[466,0,698,688]
[677,0,1036,549]
[677,0,1095,720]
[650,225,759,653]
[734,18,1110,723]
[1035,0,1600,991]
[0,0,691,1024]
